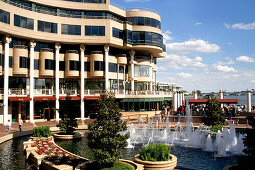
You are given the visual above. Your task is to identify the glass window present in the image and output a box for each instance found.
[60,61,65,71]
[19,56,28,68]
[109,63,117,72]
[0,9,10,24]
[138,17,144,25]
[145,17,151,26]
[69,60,79,71]
[112,27,123,39]
[84,62,90,71]
[38,20,58,34]
[61,24,81,35]
[45,59,54,70]
[9,56,13,68]
[134,65,149,77]
[119,65,124,73]
[14,14,34,30]
[34,59,39,70]
[85,26,105,36]
[94,61,104,71]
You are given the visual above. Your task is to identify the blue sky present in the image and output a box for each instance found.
[112,0,255,93]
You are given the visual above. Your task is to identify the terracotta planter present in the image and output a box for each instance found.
[53,132,82,140]
[134,154,177,170]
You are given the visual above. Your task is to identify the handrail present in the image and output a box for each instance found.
[40,48,53,52]
[1,88,173,96]
[13,45,27,49]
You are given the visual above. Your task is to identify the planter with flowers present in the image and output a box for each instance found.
[134,143,177,170]
[24,134,88,169]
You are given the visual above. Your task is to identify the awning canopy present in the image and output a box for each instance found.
[34,96,57,101]
[84,96,101,100]
[9,97,31,101]
[59,96,81,100]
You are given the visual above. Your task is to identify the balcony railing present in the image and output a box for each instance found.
[1,89,172,96]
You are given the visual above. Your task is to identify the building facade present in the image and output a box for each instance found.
[0,0,172,125]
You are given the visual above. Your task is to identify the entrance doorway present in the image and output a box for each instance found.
[43,107,55,121]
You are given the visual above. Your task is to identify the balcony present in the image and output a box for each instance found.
[1,89,172,97]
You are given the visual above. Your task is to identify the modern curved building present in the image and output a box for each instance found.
[0,0,172,125]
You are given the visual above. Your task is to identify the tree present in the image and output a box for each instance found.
[202,99,225,126]
[56,95,78,135]
[233,116,255,169]
[87,93,129,168]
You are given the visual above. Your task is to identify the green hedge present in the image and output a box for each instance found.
[139,143,171,162]
[33,126,52,137]
[211,125,223,133]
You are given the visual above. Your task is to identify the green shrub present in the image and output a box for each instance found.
[33,126,52,137]
[211,125,223,133]
[87,93,129,168]
[139,143,171,162]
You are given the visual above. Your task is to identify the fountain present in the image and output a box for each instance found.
[125,105,244,157]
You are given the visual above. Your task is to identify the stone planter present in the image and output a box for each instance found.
[120,159,144,170]
[41,160,73,170]
[134,154,177,170]
[53,132,82,140]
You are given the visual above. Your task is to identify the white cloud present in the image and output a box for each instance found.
[225,21,255,30]
[214,65,237,73]
[160,54,207,70]
[195,22,202,26]
[158,66,167,71]
[251,80,255,83]
[166,39,220,54]
[217,57,235,65]
[162,30,173,41]
[177,72,193,79]
[236,56,255,63]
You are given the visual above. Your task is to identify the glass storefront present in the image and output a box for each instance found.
[34,101,55,120]
[119,98,164,112]
[60,79,80,89]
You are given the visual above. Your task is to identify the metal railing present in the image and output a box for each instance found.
[0,88,172,96]
[110,1,160,14]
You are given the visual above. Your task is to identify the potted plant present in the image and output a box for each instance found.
[134,143,177,170]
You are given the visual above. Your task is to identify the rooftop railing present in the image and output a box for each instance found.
[110,1,160,15]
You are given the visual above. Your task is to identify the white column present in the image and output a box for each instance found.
[104,46,109,91]
[173,92,178,111]
[219,89,224,99]
[80,45,85,120]
[247,90,252,112]
[149,55,153,92]
[193,90,198,99]
[129,50,135,92]
[178,92,182,107]
[123,65,126,93]
[117,64,119,93]
[29,41,36,123]
[55,43,61,121]
[182,92,185,106]
[180,92,183,106]
[219,89,224,108]
[3,36,11,125]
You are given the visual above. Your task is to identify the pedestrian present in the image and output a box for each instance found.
[177,113,181,122]
[7,120,11,132]
[19,118,23,132]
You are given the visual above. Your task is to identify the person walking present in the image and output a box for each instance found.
[7,120,12,132]
[19,118,23,132]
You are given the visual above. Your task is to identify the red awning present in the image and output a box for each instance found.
[59,96,81,100]
[34,96,57,101]
[189,99,238,104]
[9,97,31,101]
[84,96,100,100]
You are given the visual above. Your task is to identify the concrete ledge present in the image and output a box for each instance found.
[0,124,88,144]
[53,132,82,140]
